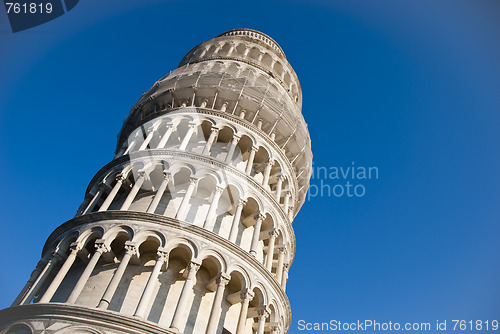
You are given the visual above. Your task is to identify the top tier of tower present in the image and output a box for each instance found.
[178,28,302,107]
[116,29,312,209]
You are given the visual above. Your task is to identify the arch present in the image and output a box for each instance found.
[165,237,197,259]
[132,230,166,248]
[198,248,227,277]
[76,226,104,249]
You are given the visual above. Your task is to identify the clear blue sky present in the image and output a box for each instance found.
[1,0,499,332]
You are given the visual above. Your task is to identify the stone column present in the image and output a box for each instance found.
[176,178,198,221]
[134,249,168,318]
[250,213,265,256]
[257,309,269,334]
[120,171,146,210]
[123,140,137,155]
[12,259,47,306]
[275,247,285,284]
[21,253,62,305]
[262,160,274,186]
[82,184,105,215]
[202,127,219,155]
[245,146,258,175]
[203,186,224,230]
[205,273,230,334]
[147,172,171,214]
[67,240,110,305]
[225,135,240,163]
[98,242,137,309]
[39,243,81,303]
[283,191,291,215]
[228,199,246,243]
[179,122,197,150]
[170,260,201,330]
[156,124,174,149]
[275,176,284,202]
[138,126,156,150]
[281,265,289,290]
[99,174,124,212]
[265,231,278,271]
[235,290,254,334]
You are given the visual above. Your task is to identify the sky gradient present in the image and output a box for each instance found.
[1,1,499,332]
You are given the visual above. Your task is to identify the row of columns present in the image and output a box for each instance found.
[79,175,290,281]
[117,120,292,207]
[15,241,282,334]
[81,170,292,225]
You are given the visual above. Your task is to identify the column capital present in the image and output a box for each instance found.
[278,175,286,182]
[267,159,276,167]
[186,260,201,279]
[188,122,197,129]
[156,248,169,263]
[231,134,241,143]
[94,240,111,254]
[216,273,231,286]
[115,174,124,182]
[240,289,254,303]
[189,177,199,185]
[255,212,266,221]
[214,186,225,194]
[68,242,81,253]
[268,230,279,238]
[284,190,291,197]
[147,126,155,133]
[237,198,247,207]
[124,241,138,255]
[137,169,147,179]
[210,127,220,134]
[162,171,172,181]
[250,145,259,153]
[257,308,269,319]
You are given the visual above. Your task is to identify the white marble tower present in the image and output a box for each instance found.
[0,29,312,334]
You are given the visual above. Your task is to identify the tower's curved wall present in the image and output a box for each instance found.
[0,29,312,334]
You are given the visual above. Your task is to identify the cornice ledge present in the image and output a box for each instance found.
[0,303,176,334]
[42,211,292,315]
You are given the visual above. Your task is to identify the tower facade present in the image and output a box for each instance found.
[0,29,312,334]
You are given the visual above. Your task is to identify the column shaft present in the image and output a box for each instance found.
[203,187,223,230]
[275,177,283,202]
[203,128,219,155]
[176,179,197,220]
[265,232,277,271]
[99,176,123,211]
[275,248,285,283]
[82,186,104,214]
[205,274,230,334]
[134,250,168,318]
[39,246,80,303]
[262,160,274,186]
[98,243,137,309]
[235,292,253,334]
[245,147,257,175]
[120,173,145,210]
[156,125,174,148]
[179,124,196,150]
[21,255,60,305]
[67,242,109,305]
[249,214,264,256]
[170,261,201,330]
[138,127,156,150]
[225,136,240,163]
[228,200,245,243]
[147,174,170,213]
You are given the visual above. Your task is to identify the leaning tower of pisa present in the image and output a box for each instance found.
[0,29,312,334]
